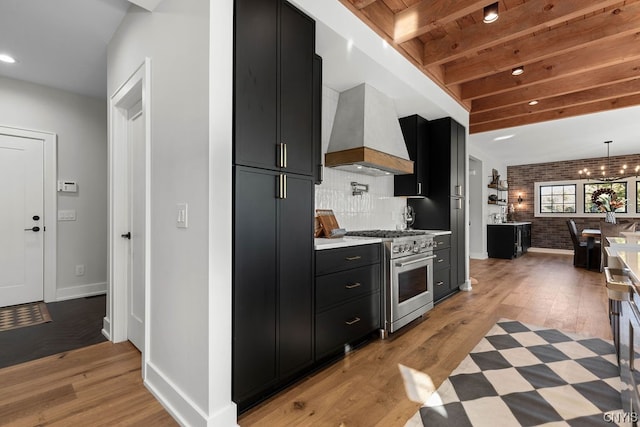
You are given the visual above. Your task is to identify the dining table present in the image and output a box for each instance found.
[582,228,601,270]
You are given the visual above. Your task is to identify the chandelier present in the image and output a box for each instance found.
[578,140,640,182]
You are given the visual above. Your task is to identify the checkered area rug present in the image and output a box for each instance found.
[0,302,52,332]
[417,320,624,426]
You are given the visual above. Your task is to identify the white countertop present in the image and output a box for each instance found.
[617,250,640,285]
[414,229,451,236]
[488,221,532,226]
[314,236,382,250]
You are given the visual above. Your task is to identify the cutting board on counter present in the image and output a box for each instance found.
[315,209,345,238]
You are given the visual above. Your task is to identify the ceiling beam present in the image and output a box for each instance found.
[470,93,640,133]
[349,0,378,9]
[460,33,640,100]
[393,0,487,44]
[470,79,640,125]
[423,0,622,67]
[471,59,640,112]
[444,1,640,85]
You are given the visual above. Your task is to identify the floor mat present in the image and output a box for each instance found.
[0,302,52,332]
[411,319,626,426]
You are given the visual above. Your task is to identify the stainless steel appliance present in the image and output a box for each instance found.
[345,230,435,336]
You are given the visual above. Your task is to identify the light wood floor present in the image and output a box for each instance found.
[239,252,611,426]
[0,253,610,426]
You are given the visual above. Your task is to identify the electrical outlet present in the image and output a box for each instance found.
[75,264,85,276]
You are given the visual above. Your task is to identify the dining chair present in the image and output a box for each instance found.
[567,219,601,269]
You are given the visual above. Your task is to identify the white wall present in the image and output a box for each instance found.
[468,142,508,259]
[0,76,107,300]
[316,86,407,230]
[108,1,235,425]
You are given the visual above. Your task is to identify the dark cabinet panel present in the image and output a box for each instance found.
[316,244,380,275]
[395,115,428,197]
[234,0,316,176]
[409,117,466,302]
[433,268,451,301]
[487,224,531,259]
[279,174,314,377]
[233,167,279,402]
[315,293,381,359]
[312,54,323,184]
[316,264,380,311]
[280,3,315,176]
[234,0,278,170]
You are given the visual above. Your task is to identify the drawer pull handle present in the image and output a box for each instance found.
[436,281,444,286]
[345,317,361,326]
[345,256,362,261]
[345,282,362,289]
[437,259,444,263]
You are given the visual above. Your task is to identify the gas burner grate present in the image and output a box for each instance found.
[346,230,427,239]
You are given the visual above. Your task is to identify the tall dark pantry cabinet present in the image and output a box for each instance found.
[233,0,319,412]
[408,117,466,302]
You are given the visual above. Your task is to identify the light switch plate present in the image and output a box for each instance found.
[58,210,77,221]
[176,203,188,228]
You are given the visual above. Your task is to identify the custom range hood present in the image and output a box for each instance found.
[325,83,413,176]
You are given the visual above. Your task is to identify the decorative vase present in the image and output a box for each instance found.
[605,211,616,224]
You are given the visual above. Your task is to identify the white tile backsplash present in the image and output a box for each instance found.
[315,85,407,231]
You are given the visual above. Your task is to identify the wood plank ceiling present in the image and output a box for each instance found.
[338,0,640,134]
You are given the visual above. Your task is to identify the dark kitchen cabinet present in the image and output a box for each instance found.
[312,54,323,184]
[395,115,428,196]
[432,234,453,302]
[233,0,318,411]
[487,223,531,259]
[233,166,314,410]
[315,244,381,360]
[409,117,466,301]
[235,0,315,176]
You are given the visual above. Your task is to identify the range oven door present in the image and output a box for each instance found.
[389,252,435,332]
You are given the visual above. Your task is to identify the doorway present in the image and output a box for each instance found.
[107,60,150,362]
[0,126,56,307]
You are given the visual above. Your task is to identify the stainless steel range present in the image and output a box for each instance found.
[345,230,435,336]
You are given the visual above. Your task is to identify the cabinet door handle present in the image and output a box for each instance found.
[455,184,463,197]
[278,143,285,168]
[345,255,362,261]
[345,282,361,289]
[345,317,361,326]
[283,143,287,168]
[418,182,422,194]
[436,281,444,286]
[283,174,287,199]
[277,174,285,199]
[437,258,444,263]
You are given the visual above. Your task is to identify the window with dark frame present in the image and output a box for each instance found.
[539,184,576,213]
[584,182,627,213]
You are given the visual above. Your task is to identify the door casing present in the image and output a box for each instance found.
[106,59,151,375]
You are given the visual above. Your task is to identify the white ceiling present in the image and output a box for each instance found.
[1,0,637,166]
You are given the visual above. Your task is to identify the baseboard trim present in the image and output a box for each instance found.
[55,282,107,301]
[145,361,237,426]
[102,316,111,341]
[470,252,488,260]
[527,247,573,255]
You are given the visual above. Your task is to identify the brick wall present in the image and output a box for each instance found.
[507,153,640,250]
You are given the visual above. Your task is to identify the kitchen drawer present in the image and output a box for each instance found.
[316,243,380,275]
[316,264,380,311]
[433,248,450,270]
[434,234,451,250]
[433,268,451,301]
[315,293,381,358]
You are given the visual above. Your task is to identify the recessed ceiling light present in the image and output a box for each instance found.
[483,2,499,23]
[493,134,515,141]
[511,66,524,76]
[528,100,539,106]
[0,54,16,64]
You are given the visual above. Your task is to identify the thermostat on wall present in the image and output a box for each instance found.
[57,180,78,192]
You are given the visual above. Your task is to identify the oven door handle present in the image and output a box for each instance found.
[395,254,435,267]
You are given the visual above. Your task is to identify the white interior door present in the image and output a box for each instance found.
[126,100,146,351]
[0,134,44,307]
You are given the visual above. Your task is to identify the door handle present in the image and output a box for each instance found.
[345,255,362,261]
[121,232,131,239]
[345,317,361,326]
[345,282,361,289]
[24,226,40,232]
